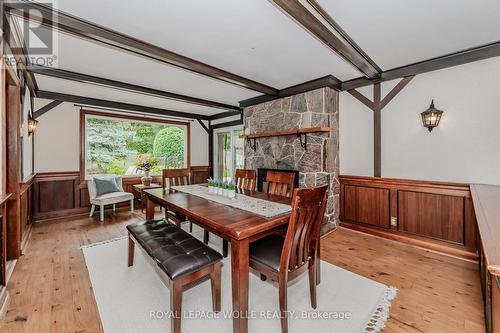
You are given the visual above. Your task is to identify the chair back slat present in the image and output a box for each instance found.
[163,168,191,188]
[235,169,256,191]
[280,186,328,274]
[265,171,295,198]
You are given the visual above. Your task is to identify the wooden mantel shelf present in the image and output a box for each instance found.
[242,127,331,151]
[243,127,331,139]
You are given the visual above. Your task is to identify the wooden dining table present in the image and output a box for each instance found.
[143,187,292,333]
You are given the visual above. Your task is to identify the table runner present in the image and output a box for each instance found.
[171,185,291,218]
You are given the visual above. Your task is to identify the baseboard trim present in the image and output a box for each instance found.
[340,221,478,262]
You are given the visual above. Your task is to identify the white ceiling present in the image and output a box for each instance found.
[317,0,500,70]
[35,75,227,116]
[50,0,362,86]
[21,0,500,117]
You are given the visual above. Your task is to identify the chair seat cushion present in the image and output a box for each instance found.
[249,234,285,272]
[127,219,222,279]
[91,191,134,205]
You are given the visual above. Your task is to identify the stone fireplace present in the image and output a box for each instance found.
[243,87,339,234]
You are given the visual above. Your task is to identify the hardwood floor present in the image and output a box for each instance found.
[0,211,485,333]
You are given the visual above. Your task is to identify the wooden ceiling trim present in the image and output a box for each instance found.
[347,77,415,177]
[342,41,500,90]
[239,75,340,107]
[36,90,212,120]
[6,1,279,96]
[28,64,241,111]
[2,12,38,94]
[305,0,382,74]
[380,75,414,109]
[271,0,380,78]
[33,100,63,119]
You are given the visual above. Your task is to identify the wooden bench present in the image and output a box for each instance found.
[127,219,222,333]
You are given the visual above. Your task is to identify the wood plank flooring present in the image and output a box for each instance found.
[0,211,485,332]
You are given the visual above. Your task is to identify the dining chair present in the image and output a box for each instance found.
[265,171,296,198]
[162,168,193,232]
[249,185,328,333]
[235,169,257,191]
[88,176,134,223]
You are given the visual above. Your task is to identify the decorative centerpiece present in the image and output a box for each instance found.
[135,154,159,186]
[207,179,236,199]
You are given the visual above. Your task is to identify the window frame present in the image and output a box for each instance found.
[79,109,191,180]
[212,125,244,180]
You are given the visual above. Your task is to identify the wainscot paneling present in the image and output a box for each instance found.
[340,175,477,260]
[343,185,390,229]
[19,175,35,251]
[33,167,210,221]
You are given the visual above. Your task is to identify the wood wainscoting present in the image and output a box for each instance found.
[33,167,211,222]
[340,175,478,260]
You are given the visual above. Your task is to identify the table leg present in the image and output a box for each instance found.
[146,197,155,220]
[231,238,249,333]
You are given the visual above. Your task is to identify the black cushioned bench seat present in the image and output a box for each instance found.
[127,219,222,279]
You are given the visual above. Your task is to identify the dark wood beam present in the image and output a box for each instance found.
[28,64,241,111]
[240,75,340,107]
[306,0,382,73]
[2,13,38,95]
[341,41,500,90]
[197,119,209,134]
[347,76,415,178]
[380,76,414,109]
[209,110,242,121]
[33,100,63,119]
[210,119,243,130]
[373,83,381,178]
[271,0,380,78]
[36,90,211,120]
[347,90,374,111]
[6,1,279,96]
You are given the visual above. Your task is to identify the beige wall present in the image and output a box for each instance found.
[340,56,500,185]
[34,101,209,173]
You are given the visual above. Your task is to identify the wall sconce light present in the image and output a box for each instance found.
[28,116,39,135]
[421,100,443,132]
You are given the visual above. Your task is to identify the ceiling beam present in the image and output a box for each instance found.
[209,110,242,121]
[33,100,63,119]
[28,64,241,111]
[270,0,380,78]
[239,75,340,107]
[305,0,382,74]
[6,1,279,96]
[210,119,243,130]
[36,90,212,120]
[2,12,38,94]
[341,41,500,90]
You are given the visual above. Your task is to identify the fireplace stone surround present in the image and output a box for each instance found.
[243,87,339,234]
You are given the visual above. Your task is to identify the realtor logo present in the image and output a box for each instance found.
[5,0,58,66]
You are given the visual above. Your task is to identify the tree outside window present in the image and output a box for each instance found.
[85,116,186,177]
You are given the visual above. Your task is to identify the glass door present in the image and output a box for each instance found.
[214,127,244,181]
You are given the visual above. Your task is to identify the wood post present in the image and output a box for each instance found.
[347,76,415,177]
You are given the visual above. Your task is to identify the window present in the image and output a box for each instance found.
[83,111,189,177]
[214,127,244,181]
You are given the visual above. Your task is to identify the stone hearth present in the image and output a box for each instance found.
[243,87,339,233]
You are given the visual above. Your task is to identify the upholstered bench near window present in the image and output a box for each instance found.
[126,219,222,333]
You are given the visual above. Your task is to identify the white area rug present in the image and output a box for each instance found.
[82,226,396,333]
